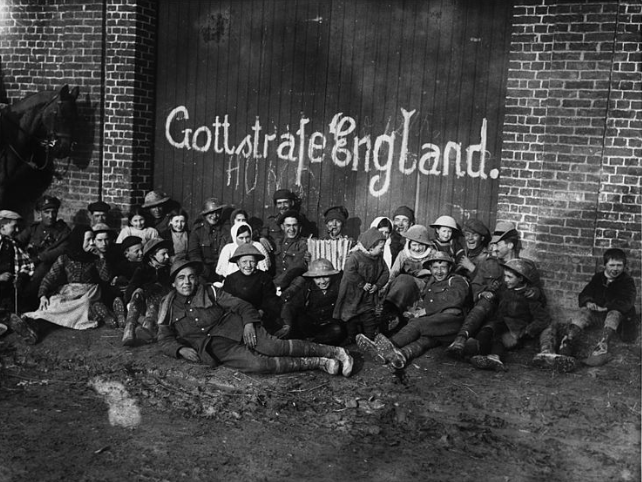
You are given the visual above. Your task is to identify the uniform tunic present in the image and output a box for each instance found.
[188,220,227,281]
[391,273,471,348]
[273,236,309,289]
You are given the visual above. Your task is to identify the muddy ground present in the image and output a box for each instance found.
[0,321,640,482]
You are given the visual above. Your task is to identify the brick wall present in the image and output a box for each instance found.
[0,0,156,226]
[500,0,641,318]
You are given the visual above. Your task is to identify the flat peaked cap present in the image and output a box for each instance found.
[36,195,61,211]
[273,189,296,202]
[87,201,110,213]
[120,235,143,251]
[0,210,21,221]
[142,190,170,208]
[324,206,349,223]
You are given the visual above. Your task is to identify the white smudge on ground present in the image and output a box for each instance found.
[90,378,141,429]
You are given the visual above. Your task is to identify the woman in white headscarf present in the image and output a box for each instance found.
[216,222,270,277]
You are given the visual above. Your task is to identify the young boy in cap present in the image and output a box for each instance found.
[446,221,542,359]
[469,258,551,372]
[158,258,353,376]
[534,248,637,370]
[15,195,71,309]
[281,258,346,345]
[333,228,389,342]
[223,243,285,337]
[122,238,172,346]
[188,198,228,283]
[322,206,353,243]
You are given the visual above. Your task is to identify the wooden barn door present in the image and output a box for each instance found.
[154,0,512,234]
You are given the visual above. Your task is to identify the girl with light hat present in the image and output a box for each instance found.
[381,225,436,323]
[428,215,464,265]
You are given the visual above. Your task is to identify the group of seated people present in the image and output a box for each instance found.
[0,187,636,377]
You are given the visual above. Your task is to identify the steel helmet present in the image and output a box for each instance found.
[424,251,455,266]
[403,225,431,245]
[430,215,460,233]
[501,258,537,284]
[303,258,340,277]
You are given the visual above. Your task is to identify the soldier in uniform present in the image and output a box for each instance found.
[273,210,310,291]
[142,190,172,235]
[358,251,471,370]
[188,198,228,283]
[261,189,316,249]
[15,195,71,309]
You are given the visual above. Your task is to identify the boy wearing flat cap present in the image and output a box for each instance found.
[16,195,71,309]
[122,238,172,346]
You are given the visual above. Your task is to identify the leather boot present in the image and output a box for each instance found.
[400,339,431,364]
[122,322,136,346]
[7,313,38,345]
[446,335,467,359]
[92,302,117,328]
[137,312,159,344]
[356,333,386,364]
[328,346,353,377]
[276,357,339,375]
[112,298,126,328]
[374,333,406,369]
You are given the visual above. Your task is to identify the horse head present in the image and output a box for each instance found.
[40,84,79,159]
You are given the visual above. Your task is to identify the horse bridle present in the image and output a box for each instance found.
[0,92,75,170]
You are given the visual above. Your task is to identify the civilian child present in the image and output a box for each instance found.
[469,258,550,371]
[281,258,345,345]
[116,208,159,245]
[161,208,190,259]
[534,248,637,369]
[428,215,464,265]
[223,244,285,337]
[333,228,389,341]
